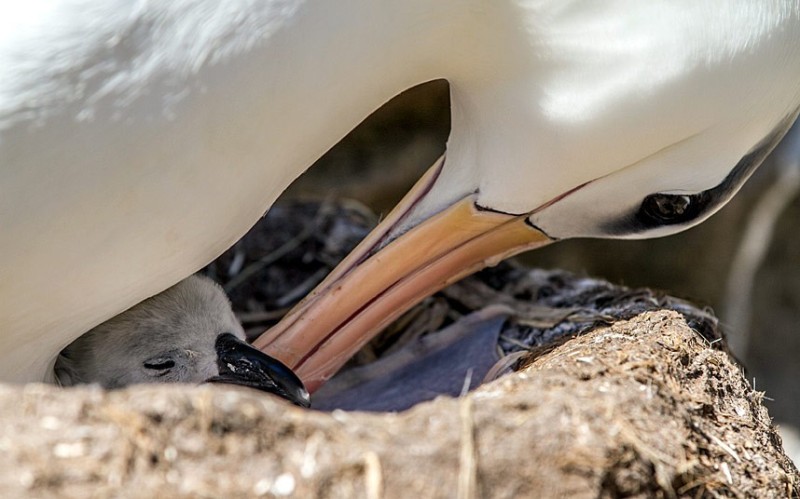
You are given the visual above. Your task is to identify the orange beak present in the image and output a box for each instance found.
[253,156,553,392]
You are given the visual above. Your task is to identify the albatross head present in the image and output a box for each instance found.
[257,109,798,392]
[55,275,310,407]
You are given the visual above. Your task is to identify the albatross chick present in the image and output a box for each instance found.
[54,275,309,407]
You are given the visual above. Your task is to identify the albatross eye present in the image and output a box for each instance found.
[643,193,692,220]
[639,193,705,225]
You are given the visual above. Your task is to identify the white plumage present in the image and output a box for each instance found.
[1,1,798,385]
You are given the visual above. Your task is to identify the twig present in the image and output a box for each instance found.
[363,451,384,499]
[224,201,336,293]
[236,309,289,325]
[274,268,328,308]
[223,223,315,293]
[707,433,741,463]
[458,396,477,499]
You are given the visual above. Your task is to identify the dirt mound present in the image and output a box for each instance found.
[1,311,794,498]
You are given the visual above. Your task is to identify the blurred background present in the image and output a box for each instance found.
[280,80,800,431]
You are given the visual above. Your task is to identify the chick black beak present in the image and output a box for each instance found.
[206,333,310,408]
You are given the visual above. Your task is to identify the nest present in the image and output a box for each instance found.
[1,199,794,498]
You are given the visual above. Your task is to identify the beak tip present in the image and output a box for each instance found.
[294,389,311,408]
[213,333,312,408]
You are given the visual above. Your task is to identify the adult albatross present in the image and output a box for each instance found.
[1,2,799,391]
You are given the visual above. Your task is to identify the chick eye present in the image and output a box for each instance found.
[143,358,175,371]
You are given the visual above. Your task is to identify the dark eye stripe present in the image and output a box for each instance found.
[605,108,799,235]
